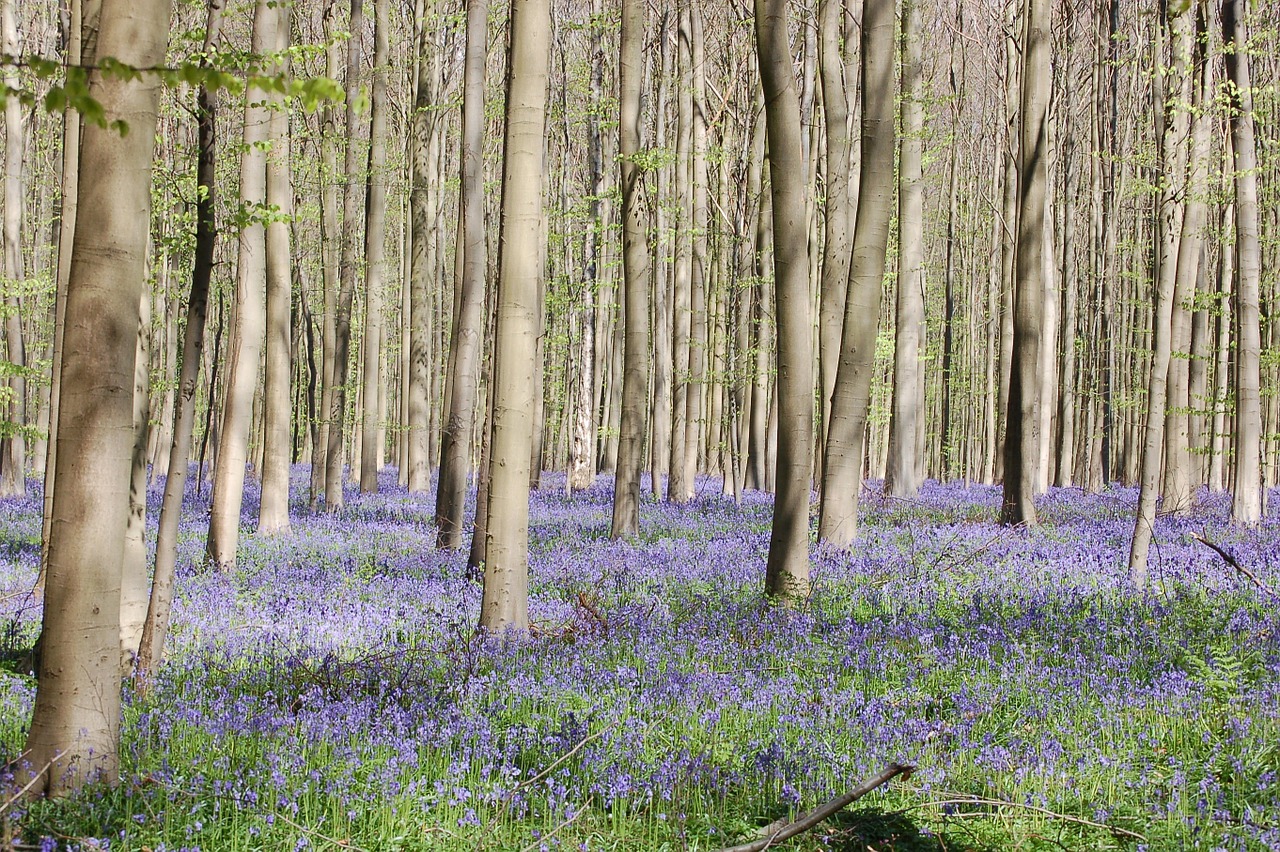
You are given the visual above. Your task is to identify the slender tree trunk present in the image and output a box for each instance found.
[756,0,813,599]
[818,0,894,548]
[359,0,389,493]
[683,5,709,496]
[478,0,549,632]
[1224,0,1263,526]
[885,0,923,499]
[259,0,293,533]
[323,0,366,510]
[23,0,170,794]
[0,0,27,499]
[667,9,692,504]
[206,0,275,567]
[136,0,222,684]
[312,0,341,504]
[609,0,649,538]
[1000,0,1048,526]
[406,0,435,493]
[436,0,488,545]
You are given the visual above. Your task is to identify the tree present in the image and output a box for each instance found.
[206,0,276,566]
[0,0,26,500]
[259,0,295,533]
[756,0,813,598]
[609,0,650,539]
[819,0,895,549]
[436,0,488,548]
[23,0,172,793]
[999,0,1048,527]
[1224,0,1262,526]
[359,0,390,493]
[884,0,924,499]
[478,0,549,631]
[323,0,366,511]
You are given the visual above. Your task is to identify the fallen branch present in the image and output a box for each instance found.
[510,720,620,797]
[1191,532,1279,600]
[902,793,1147,842]
[516,798,592,852]
[712,762,914,852]
[0,752,63,816]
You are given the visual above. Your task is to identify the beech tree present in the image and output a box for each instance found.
[478,0,550,631]
[23,0,172,793]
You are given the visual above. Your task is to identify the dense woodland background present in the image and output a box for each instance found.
[0,0,1279,810]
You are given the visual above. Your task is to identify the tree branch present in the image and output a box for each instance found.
[1191,531,1278,599]
[712,762,914,852]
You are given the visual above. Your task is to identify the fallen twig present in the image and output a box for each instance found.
[510,720,620,797]
[1191,532,1279,600]
[902,793,1147,842]
[516,798,592,852]
[712,762,914,852]
[0,752,63,816]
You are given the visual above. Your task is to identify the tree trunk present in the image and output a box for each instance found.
[609,0,649,538]
[885,0,923,499]
[136,0,224,686]
[818,0,894,547]
[478,0,549,632]
[323,0,366,510]
[1224,0,1263,526]
[359,0,389,493]
[0,0,27,499]
[406,0,436,493]
[259,0,293,533]
[436,0,488,545]
[756,0,813,599]
[24,0,170,794]
[206,0,275,567]
[999,0,1048,526]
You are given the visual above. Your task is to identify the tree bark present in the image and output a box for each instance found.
[478,0,549,632]
[359,0,389,493]
[259,0,293,533]
[756,0,813,599]
[818,0,894,548]
[23,0,170,794]
[436,0,488,546]
[206,0,275,567]
[999,0,1048,526]
[609,0,650,539]
[0,0,27,499]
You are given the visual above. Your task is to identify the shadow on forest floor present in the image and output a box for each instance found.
[816,807,993,851]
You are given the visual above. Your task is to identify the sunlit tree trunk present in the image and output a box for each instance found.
[756,0,813,598]
[609,0,650,538]
[885,0,923,499]
[136,0,224,687]
[1224,0,1262,526]
[206,0,275,566]
[0,0,27,499]
[359,0,389,493]
[259,0,294,532]
[23,0,170,793]
[436,0,488,545]
[479,0,549,632]
[818,0,894,547]
[406,0,435,493]
[323,0,366,510]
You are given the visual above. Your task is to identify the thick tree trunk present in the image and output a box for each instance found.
[756,0,813,599]
[478,0,549,632]
[24,0,170,794]
[609,0,649,538]
[818,0,894,547]
[206,0,275,567]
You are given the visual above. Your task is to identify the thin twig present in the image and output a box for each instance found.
[0,753,63,816]
[712,763,915,852]
[516,798,592,852]
[511,720,620,796]
[1191,531,1279,599]
[902,794,1147,842]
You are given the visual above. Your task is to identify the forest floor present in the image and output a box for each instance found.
[2,469,1279,850]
